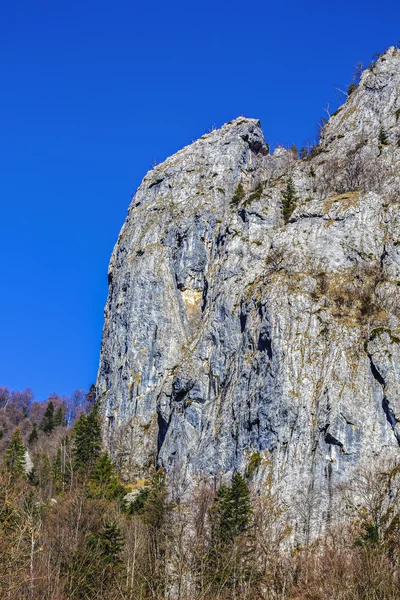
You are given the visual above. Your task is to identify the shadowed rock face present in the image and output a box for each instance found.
[97,48,400,529]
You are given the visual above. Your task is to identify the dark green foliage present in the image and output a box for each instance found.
[54,406,66,427]
[52,447,64,489]
[85,383,97,410]
[347,82,357,95]
[291,144,298,158]
[125,471,169,525]
[355,522,380,548]
[231,182,245,206]
[89,521,124,566]
[29,453,53,489]
[41,401,55,434]
[206,473,256,592]
[87,452,127,500]
[379,127,389,146]
[281,178,298,224]
[3,428,26,477]
[28,424,38,445]
[125,470,169,598]
[139,469,169,528]
[65,522,124,600]
[246,182,263,204]
[395,109,400,122]
[213,472,251,544]
[73,404,102,473]
[125,486,151,514]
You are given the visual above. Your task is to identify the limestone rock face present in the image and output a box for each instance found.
[97,48,400,527]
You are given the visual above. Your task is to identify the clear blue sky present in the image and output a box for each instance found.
[1,0,399,401]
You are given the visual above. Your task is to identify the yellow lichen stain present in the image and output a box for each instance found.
[181,289,203,308]
[323,191,360,214]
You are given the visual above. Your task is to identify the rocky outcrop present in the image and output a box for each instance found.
[97,48,400,532]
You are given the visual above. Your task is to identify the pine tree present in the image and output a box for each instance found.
[281,178,298,224]
[207,473,255,592]
[73,404,102,473]
[85,384,96,411]
[40,401,55,434]
[213,472,252,543]
[87,452,126,500]
[66,521,124,599]
[141,469,169,529]
[92,521,124,566]
[54,406,66,427]
[28,424,38,445]
[3,428,26,477]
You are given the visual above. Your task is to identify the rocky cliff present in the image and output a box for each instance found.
[97,48,400,528]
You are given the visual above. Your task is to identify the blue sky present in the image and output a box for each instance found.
[1,0,399,400]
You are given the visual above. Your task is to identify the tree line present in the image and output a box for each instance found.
[1,388,400,598]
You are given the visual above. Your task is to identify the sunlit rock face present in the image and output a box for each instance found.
[97,48,400,532]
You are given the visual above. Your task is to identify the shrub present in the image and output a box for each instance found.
[379,127,389,146]
[246,182,263,203]
[231,182,245,207]
[348,82,357,95]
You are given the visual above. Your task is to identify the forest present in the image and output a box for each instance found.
[1,386,400,599]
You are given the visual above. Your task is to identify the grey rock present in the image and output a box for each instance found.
[24,449,34,474]
[97,49,400,532]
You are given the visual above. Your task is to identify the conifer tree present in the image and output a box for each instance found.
[85,383,97,411]
[54,405,66,427]
[141,468,169,529]
[281,177,298,224]
[28,424,38,445]
[73,404,102,473]
[93,521,124,566]
[213,472,252,544]
[40,401,55,434]
[87,451,126,500]
[207,472,255,592]
[3,428,26,477]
